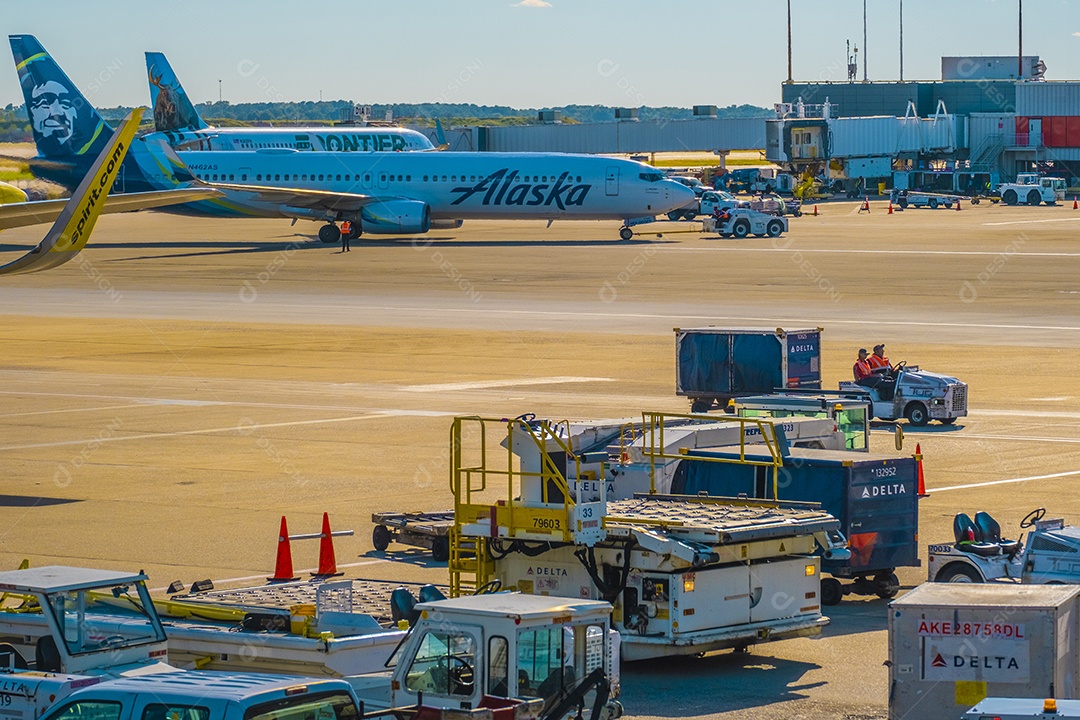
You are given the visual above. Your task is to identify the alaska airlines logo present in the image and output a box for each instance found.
[450,169,591,209]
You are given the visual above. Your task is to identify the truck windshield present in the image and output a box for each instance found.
[243,691,359,720]
[517,624,605,700]
[46,580,166,656]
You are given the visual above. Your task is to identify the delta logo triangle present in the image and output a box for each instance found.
[862,487,870,498]
[931,653,947,668]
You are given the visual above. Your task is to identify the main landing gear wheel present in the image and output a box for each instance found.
[319,224,342,244]
[619,226,633,241]
[346,223,362,240]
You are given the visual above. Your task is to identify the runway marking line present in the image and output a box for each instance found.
[402,376,614,392]
[661,247,1080,258]
[982,217,1080,227]
[928,469,1080,494]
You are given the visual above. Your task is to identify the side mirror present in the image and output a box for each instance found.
[894,425,904,451]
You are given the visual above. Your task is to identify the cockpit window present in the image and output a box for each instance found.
[639,171,665,182]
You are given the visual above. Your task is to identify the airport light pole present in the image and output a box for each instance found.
[786,0,793,84]
[862,0,868,82]
[899,0,904,81]
[1018,0,1023,78]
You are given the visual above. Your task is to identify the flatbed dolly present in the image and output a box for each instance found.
[371,511,454,561]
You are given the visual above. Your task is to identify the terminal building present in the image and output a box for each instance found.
[421,55,1079,193]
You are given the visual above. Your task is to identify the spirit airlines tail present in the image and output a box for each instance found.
[144,52,435,152]
[147,144,696,239]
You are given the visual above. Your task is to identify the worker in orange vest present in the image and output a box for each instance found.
[340,221,352,252]
[867,343,891,373]
[853,349,872,381]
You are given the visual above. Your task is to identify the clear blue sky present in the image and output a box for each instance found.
[3,0,1078,110]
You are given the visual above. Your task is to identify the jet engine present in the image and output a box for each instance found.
[360,199,431,234]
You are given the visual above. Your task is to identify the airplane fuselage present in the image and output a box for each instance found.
[128,145,694,222]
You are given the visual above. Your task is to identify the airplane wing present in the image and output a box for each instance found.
[198,179,373,213]
[0,188,221,230]
[0,108,154,275]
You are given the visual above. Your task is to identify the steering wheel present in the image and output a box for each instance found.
[1020,508,1046,528]
[439,656,474,693]
[473,579,502,595]
[892,360,906,373]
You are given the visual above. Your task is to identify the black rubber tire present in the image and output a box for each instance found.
[939,417,957,425]
[1027,189,1041,206]
[929,198,939,209]
[897,197,908,209]
[690,398,713,413]
[935,563,982,583]
[318,224,341,244]
[1003,189,1018,206]
[431,536,450,562]
[873,572,900,599]
[766,220,783,238]
[944,202,953,209]
[619,226,633,241]
[667,211,682,221]
[346,223,362,240]
[683,210,697,221]
[821,578,843,606]
[905,402,929,427]
[732,220,750,239]
[372,525,391,552]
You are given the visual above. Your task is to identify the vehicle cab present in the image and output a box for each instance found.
[35,673,362,720]
[0,566,170,676]
[698,190,746,217]
[355,594,620,718]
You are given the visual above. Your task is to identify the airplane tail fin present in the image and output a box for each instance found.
[434,118,449,150]
[9,34,112,160]
[145,52,209,133]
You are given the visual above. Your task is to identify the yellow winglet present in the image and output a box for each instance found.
[0,108,143,275]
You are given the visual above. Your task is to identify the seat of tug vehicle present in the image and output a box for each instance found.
[953,513,1001,557]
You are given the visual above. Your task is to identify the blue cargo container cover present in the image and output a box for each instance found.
[671,446,918,574]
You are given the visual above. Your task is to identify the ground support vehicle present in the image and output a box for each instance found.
[995,173,1067,206]
[838,362,967,426]
[675,327,822,412]
[732,392,873,451]
[702,209,787,239]
[890,189,967,209]
[670,445,920,605]
[446,415,850,660]
[371,511,454,561]
[965,697,1080,719]
[928,508,1080,585]
[889,583,1080,720]
[0,567,621,720]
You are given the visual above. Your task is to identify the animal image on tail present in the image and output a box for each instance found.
[145,52,208,133]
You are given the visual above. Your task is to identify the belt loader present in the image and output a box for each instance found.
[447,414,850,661]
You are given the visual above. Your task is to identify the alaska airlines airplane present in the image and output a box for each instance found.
[143,51,435,152]
[11,35,694,241]
[148,143,693,240]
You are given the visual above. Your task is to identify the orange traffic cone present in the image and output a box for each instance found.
[813,205,819,216]
[1074,197,1078,210]
[956,199,961,211]
[859,196,870,213]
[888,202,893,214]
[269,516,299,582]
[313,512,343,577]
[915,443,928,497]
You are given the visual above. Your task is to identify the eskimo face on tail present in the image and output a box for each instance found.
[27,79,79,154]
[149,66,201,132]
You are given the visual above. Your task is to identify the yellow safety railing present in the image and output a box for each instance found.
[640,411,786,499]
[449,416,591,597]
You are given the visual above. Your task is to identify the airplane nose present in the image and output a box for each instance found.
[664,181,697,211]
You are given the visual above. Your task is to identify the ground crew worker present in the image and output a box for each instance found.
[853,349,872,381]
[340,221,351,253]
[867,343,890,373]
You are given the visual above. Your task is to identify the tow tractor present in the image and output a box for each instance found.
[928,508,1080,584]
[994,173,1067,206]
[702,208,787,239]
[445,414,850,659]
[838,361,967,426]
[0,566,623,720]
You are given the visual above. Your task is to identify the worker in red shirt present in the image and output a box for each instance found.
[853,348,872,381]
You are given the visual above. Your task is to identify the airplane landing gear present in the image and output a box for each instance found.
[619,226,633,241]
[318,224,342,244]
